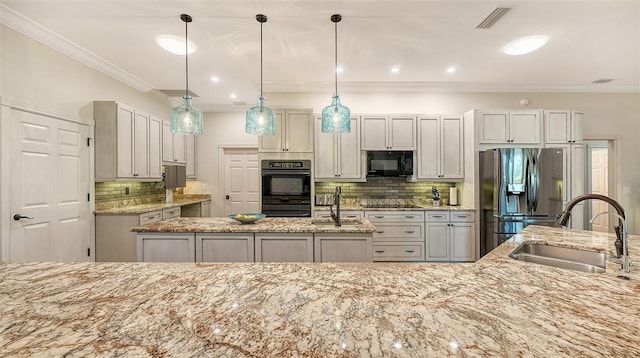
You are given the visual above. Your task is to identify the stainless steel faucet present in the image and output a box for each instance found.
[558,194,631,276]
[330,186,342,227]
[591,211,632,277]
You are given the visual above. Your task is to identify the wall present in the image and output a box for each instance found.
[0,25,170,123]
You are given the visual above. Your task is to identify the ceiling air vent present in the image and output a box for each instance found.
[475,7,511,29]
[592,78,614,84]
[158,89,199,97]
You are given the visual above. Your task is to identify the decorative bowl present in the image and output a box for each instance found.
[228,213,266,224]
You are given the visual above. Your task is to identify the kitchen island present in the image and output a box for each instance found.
[1,225,638,357]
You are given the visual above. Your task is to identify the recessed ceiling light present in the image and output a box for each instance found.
[391,67,400,73]
[503,35,548,56]
[210,76,220,83]
[336,67,344,73]
[446,67,457,73]
[156,34,196,55]
[229,94,237,99]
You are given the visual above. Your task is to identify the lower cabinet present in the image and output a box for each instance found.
[96,210,163,262]
[425,211,475,262]
[196,233,254,262]
[366,211,425,261]
[314,234,373,262]
[136,233,195,262]
[255,233,314,262]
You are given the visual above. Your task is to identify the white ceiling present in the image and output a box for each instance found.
[2,0,639,111]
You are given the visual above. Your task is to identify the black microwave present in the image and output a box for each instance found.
[366,151,413,177]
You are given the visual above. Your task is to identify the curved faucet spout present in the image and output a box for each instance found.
[557,194,625,228]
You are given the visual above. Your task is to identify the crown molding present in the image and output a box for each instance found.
[0,3,154,92]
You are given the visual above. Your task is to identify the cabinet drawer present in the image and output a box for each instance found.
[139,210,163,225]
[372,224,423,241]
[425,211,450,222]
[373,243,425,261]
[450,211,474,223]
[365,211,424,223]
[162,207,181,219]
[315,210,363,219]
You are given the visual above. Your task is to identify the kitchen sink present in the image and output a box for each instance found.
[311,218,361,226]
[509,243,606,273]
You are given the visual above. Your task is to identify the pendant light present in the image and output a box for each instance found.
[170,13,203,135]
[246,14,276,135]
[321,14,351,133]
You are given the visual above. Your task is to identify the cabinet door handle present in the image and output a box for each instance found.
[432,215,444,218]
[405,230,415,234]
[346,215,357,218]
[376,230,385,234]
[456,215,468,219]
[405,215,415,219]
[374,215,385,219]
[404,250,415,253]
[133,173,139,177]
[374,250,385,254]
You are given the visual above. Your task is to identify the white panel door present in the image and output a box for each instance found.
[478,111,509,143]
[590,148,609,232]
[286,110,313,153]
[224,149,260,215]
[116,104,134,177]
[510,111,540,144]
[10,110,90,262]
[259,111,284,152]
[361,116,387,150]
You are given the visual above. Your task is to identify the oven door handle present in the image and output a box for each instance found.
[261,170,311,176]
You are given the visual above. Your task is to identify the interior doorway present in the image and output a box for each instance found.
[219,148,260,216]
[585,140,613,232]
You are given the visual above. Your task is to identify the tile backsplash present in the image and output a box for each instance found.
[95,182,165,208]
[315,178,455,202]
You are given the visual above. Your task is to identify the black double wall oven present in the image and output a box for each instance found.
[261,160,312,217]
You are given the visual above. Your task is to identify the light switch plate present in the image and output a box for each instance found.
[623,186,631,195]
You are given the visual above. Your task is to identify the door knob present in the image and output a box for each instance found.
[225,195,230,200]
[13,214,33,221]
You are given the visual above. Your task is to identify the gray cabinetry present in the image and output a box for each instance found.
[314,234,372,262]
[255,233,314,262]
[136,233,195,262]
[196,233,254,262]
[366,210,425,261]
[94,101,162,181]
[425,211,475,262]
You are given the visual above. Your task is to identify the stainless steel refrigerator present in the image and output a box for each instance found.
[479,148,565,256]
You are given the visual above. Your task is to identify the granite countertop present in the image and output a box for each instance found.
[1,226,639,357]
[131,217,376,234]
[95,198,211,215]
[314,203,475,211]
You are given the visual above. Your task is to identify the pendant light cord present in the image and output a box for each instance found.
[334,20,338,97]
[185,19,189,97]
[260,20,263,98]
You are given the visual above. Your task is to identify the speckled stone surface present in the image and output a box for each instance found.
[131,217,376,234]
[1,225,638,357]
[314,198,474,211]
[95,198,211,215]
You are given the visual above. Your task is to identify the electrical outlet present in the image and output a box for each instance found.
[125,187,130,195]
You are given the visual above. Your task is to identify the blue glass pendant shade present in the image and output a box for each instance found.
[246,96,276,135]
[171,95,203,135]
[321,95,351,133]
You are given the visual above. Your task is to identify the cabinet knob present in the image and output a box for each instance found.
[133,173,139,177]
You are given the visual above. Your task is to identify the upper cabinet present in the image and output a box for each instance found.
[314,116,363,181]
[477,110,541,145]
[259,109,313,153]
[94,101,162,181]
[361,115,416,150]
[544,110,583,144]
[162,120,186,164]
[417,115,464,180]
